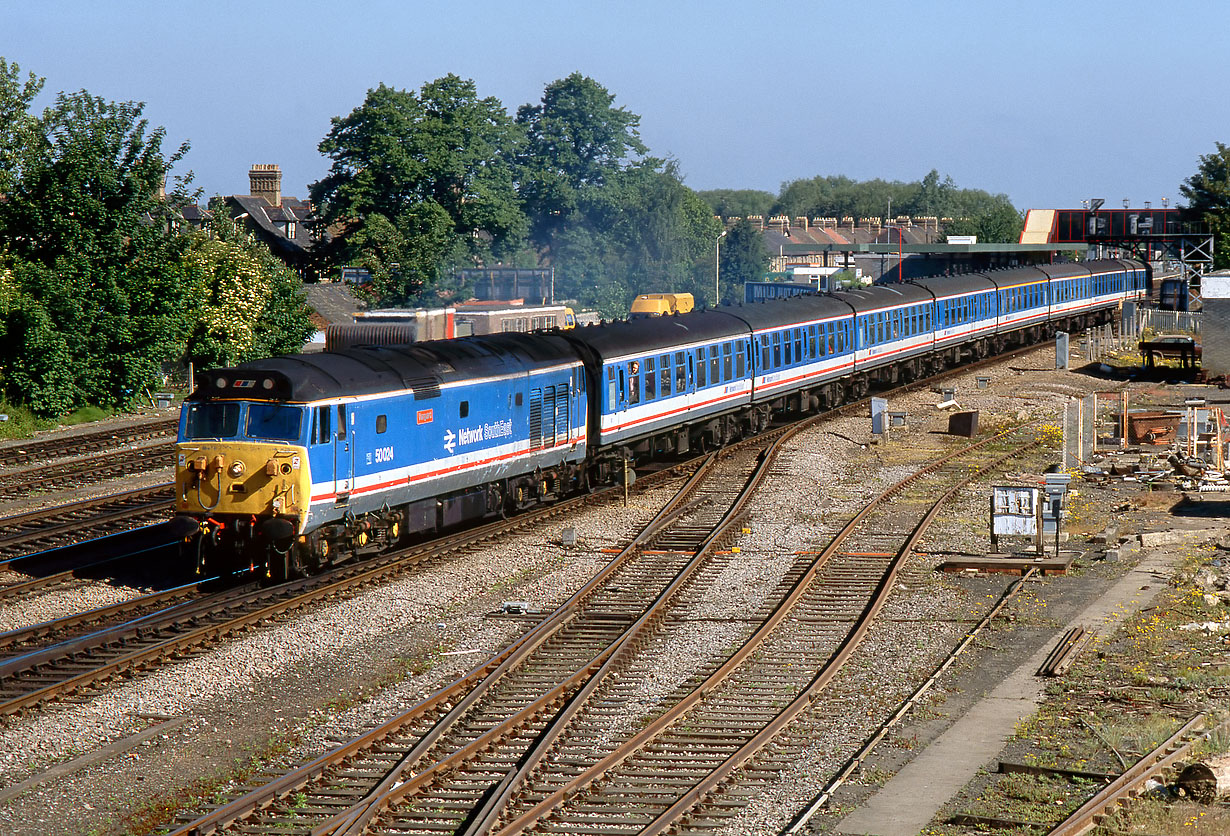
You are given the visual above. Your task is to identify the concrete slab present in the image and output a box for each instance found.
[834,549,1179,836]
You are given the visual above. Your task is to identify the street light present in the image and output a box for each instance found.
[715,229,727,306]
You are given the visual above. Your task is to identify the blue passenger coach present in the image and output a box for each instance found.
[729,294,855,414]
[562,310,753,459]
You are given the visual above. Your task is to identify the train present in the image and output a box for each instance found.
[172,258,1146,580]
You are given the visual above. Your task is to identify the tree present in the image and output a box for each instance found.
[311,76,525,300]
[183,209,315,369]
[0,84,194,414]
[718,218,771,300]
[514,73,648,252]
[551,161,722,316]
[0,58,42,196]
[1180,142,1230,270]
[0,58,315,416]
[696,189,775,218]
[943,198,1023,243]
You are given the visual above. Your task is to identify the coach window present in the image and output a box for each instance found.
[377,415,387,434]
[675,352,687,392]
[607,367,618,407]
[772,332,782,367]
[783,331,792,364]
[723,343,733,379]
[736,342,746,377]
[660,354,671,397]
[794,328,804,361]
[696,350,707,388]
[645,357,656,401]
[760,335,771,370]
[709,346,720,382]
[337,404,347,440]
[628,364,641,405]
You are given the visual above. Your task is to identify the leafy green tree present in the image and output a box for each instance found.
[182,210,315,368]
[311,76,525,300]
[696,188,775,218]
[0,83,194,414]
[515,73,648,252]
[718,218,771,300]
[944,200,1023,242]
[552,161,722,316]
[0,58,42,196]
[1180,142,1230,269]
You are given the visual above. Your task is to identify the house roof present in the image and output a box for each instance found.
[304,283,367,326]
[226,194,321,262]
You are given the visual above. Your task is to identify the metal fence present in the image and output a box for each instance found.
[1135,307,1201,336]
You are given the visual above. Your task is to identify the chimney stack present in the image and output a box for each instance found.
[249,164,282,207]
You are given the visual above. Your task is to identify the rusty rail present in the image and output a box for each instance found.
[487,431,1039,836]
[1046,714,1227,836]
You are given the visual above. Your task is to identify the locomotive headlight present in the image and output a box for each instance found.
[228,461,246,478]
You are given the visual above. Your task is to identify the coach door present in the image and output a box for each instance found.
[334,403,353,504]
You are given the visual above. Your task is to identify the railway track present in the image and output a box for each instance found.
[0,454,702,719]
[0,441,173,499]
[0,417,177,469]
[166,416,1040,836]
[0,484,172,563]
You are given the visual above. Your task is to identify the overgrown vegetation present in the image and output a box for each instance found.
[934,543,1230,835]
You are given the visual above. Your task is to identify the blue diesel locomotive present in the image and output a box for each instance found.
[173,258,1145,579]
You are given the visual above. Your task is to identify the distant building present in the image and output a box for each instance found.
[221,164,325,280]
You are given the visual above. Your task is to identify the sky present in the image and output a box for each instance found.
[3,1,1226,214]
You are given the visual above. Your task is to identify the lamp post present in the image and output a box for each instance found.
[715,229,727,306]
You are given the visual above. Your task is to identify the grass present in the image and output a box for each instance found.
[0,401,141,440]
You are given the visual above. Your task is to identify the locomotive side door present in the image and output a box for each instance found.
[334,403,353,504]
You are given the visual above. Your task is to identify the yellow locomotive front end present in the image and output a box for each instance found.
[171,391,312,580]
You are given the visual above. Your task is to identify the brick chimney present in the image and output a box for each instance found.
[249,164,282,206]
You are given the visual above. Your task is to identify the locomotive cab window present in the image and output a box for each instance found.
[185,402,242,440]
[247,403,303,443]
